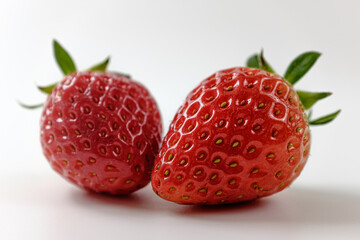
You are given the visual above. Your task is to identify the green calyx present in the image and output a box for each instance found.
[309,110,341,125]
[88,57,110,72]
[44,39,111,90]
[53,40,77,75]
[37,43,111,96]
[246,49,275,74]
[53,40,111,76]
[296,91,331,110]
[21,40,118,109]
[18,102,44,109]
[38,82,58,94]
[246,50,340,126]
[284,52,321,85]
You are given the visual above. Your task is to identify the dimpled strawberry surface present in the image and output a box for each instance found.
[41,72,162,194]
[151,67,310,204]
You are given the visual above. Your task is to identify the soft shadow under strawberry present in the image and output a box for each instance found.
[69,185,360,225]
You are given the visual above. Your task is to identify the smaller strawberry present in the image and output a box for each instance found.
[151,50,339,205]
[24,40,162,195]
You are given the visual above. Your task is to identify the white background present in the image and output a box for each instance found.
[1,0,360,239]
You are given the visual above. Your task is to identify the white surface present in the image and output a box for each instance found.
[1,0,360,239]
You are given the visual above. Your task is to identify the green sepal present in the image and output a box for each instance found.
[88,57,110,72]
[246,54,260,68]
[284,51,321,85]
[307,109,313,121]
[309,110,340,125]
[18,102,44,109]
[110,71,131,79]
[38,83,57,94]
[53,40,77,75]
[296,90,332,110]
[259,50,275,73]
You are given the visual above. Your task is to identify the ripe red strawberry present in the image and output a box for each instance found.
[151,51,339,204]
[31,41,162,194]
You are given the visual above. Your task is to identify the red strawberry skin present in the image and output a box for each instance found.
[40,72,162,195]
[151,67,310,204]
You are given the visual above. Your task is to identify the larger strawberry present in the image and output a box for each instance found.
[151,51,339,204]
[27,41,162,194]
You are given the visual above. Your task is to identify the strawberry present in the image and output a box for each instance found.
[151,51,339,204]
[27,40,162,194]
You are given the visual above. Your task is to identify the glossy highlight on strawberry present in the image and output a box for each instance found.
[41,72,162,194]
[152,67,308,204]
[151,51,339,205]
[27,40,162,195]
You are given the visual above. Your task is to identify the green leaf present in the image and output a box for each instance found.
[18,102,44,109]
[111,71,131,79]
[309,110,341,125]
[307,109,313,120]
[296,90,332,110]
[88,57,110,72]
[53,40,77,75]
[259,49,275,73]
[284,51,321,85]
[246,54,260,68]
[37,83,57,94]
